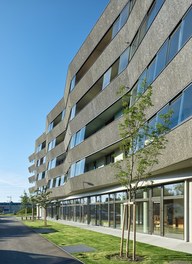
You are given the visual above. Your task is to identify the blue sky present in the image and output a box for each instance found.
[0,0,109,202]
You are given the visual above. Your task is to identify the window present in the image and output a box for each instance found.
[70,75,76,92]
[69,134,76,149]
[180,84,192,122]
[102,68,111,90]
[48,139,56,151]
[112,2,130,39]
[75,159,85,176]
[147,0,164,29]
[118,48,129,74]
[169,95,182,129]
[48,122,53,132]
[156,104,170,131]
[167,25,181,63]
[69,159,85,178]
[181,7,192,47]
[70,104,76,120]
[137,69,147,94]
[69,127,86,149]
[155,40,168,77]
[147,58,156,85]
[75,127,86,146]
[130,32,139,59]
[48,158,56,170]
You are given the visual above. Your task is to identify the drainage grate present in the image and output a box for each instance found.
[61,244,96,253]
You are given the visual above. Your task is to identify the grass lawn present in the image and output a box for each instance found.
[23,219,192,264]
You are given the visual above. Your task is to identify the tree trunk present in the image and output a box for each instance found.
[132,202,136,261]
[32,205,34,221]
[44,207,47,226]
[126,203,131,259]
[25,207,27,217]
[120,203,126,257]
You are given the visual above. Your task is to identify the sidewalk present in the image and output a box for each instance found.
[48,218,192,255]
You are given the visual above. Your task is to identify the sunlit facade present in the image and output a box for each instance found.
[28,0,192,242]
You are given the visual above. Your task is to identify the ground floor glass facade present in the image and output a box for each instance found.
[47,181,184,240]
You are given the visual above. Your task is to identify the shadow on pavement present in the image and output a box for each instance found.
[0,250,82,264]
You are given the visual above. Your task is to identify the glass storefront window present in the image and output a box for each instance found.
[136,189,148,199]
[101,194,109,203]
[90,196,96,204]
[164,182,184,196]
[164,198,184,239]
[115,191,127,201]
[152,186,161,197]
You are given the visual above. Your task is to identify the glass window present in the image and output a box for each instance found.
[164,182,184,196]
[156,104,170,134]
[169,95,182,129]
[152,186,161,197]
[139,17,148,43]
[181,7,192,47]
[102,68,111,90]
[130,32,139,59]
[70,75,76,92]
[181,84,192,122]
[137,69,147,94]
[155,39,168,77]
[147,0,164,30]
[119,3,129,29]
[70,104,76,121]
[118,48,129,74]
[148,116,157,135]
[130,83,138,106]
[164,198,184,240]
[69,134,76,149]
[167,25,181,63]
[110,60,119,81]
[147,58,156,85]
[75,159,85,176]
[112,17,120,39]
[101,194,109,203]
[70,163,76,178]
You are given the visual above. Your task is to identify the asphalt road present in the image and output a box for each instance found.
[0,216,82,264]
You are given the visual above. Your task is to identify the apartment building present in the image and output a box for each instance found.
[28,0,192,242]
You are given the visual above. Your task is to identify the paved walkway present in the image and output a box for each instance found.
[48,218,192,255]
[0,216,82,264]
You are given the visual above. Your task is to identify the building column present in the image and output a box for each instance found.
[188,180,192,242]
[143,191,148,233]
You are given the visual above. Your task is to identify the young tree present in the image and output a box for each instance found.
[34,188,52,226]
[20,191,30,217]
[29,195,36,221]
[115,85,171,260]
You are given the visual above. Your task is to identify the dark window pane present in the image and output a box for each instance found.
[181,84,192,122]
[155,39,168,77]
[118,48,129,74]
[170,96,182,129]
[130,32,139,59]
[137,69,147,94]
[112,17,120,39]
[147,0,164,29]
[167,25,181,63]
[119,3,129,28]
[147,58,156,85]
[181,7,192,47]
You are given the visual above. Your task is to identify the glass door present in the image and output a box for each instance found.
[153,202,160,235]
